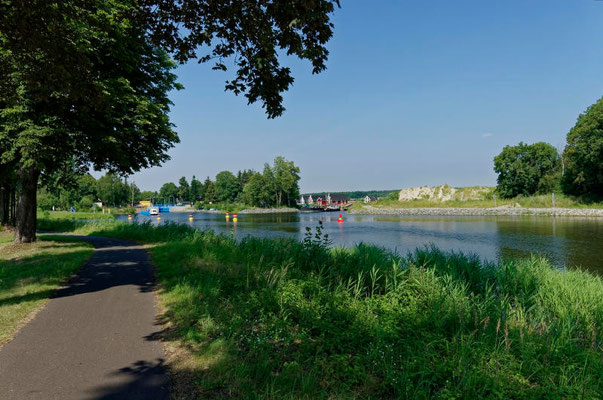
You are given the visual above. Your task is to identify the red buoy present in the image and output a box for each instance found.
[337,213,344,223]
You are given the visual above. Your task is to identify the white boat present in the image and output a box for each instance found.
[149,207,159,216]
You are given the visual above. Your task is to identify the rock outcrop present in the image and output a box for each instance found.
[398,185,493,202]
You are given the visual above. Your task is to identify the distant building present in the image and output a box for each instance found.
[327,194,350,206]
[300,194,350,207]
[363,195,377,203]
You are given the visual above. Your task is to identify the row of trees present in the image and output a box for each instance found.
[494,97,603,199]
[155,156,301,208]
[0,0,339,242]
[37,173,142,210]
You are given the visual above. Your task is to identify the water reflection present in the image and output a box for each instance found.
[121,212,603,275]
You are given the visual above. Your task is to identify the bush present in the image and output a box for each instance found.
[78,195,94,210]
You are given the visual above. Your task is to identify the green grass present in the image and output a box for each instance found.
[0,230,93,346]
[46,220,603,399]
[0,227,13,245]
[37,210,115,220]
[364,193,603,209]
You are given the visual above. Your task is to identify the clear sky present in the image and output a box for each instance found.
[127,0,603,193]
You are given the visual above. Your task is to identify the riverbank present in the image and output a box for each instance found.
[351,205,603,217]
[32,219,603,399]
[239,207,298,214]
[188,207,298,214]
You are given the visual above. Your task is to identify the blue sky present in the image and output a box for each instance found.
[128,0,603,193]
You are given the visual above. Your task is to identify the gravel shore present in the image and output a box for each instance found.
[350,206,603,217]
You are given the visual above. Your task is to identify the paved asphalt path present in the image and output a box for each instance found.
[0,236,169,400]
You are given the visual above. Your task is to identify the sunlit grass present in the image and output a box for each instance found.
[37,210,115,221]
[0,232,93,346]
[47,220,603,399]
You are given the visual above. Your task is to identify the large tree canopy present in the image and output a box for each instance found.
[138,0,340,118]
[493,142,561,198]
[0,1,181,174]
[1,0,181,241]
[562,98,603,197]
[1,0,339,242]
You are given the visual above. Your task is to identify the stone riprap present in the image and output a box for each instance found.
[351,206,603,217]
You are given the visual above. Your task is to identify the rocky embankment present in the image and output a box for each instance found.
[398,185,493,201]
[351,206,603,217]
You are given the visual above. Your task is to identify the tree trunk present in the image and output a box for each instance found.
[1,182,16,227]
[0,184,6,225]
[14,168,40,243]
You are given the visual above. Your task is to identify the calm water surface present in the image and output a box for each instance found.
[120,212,603,274]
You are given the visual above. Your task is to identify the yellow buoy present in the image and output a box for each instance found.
[157,214,161,221]
[128,214,132,220]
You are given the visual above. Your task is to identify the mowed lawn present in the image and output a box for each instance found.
[0,230,93,346]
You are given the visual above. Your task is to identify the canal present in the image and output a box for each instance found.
[119,211,603,274]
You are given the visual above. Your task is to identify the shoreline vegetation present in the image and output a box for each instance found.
[28,218,603,399]
[352,189,603,217]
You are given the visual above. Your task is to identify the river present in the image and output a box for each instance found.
[119,211,603,275]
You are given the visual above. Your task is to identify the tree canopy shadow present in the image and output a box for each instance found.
[85,358,169,400]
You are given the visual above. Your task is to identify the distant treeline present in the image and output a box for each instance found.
[38,172,141,210]
[34,156,301,211]
[155,156,301,208]
[304,190,398,200]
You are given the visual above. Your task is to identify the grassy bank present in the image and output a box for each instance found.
[363,193,603,210]
[0,230,93,346]
[40,219,603,399]
[37,210,115,220]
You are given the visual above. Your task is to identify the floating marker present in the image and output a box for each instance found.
[157,214,161,221]
[337,213,344,223]
[189,213,193,221]
[128,214,132,220]
[225,212,230,219]
[233,213,238,222]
